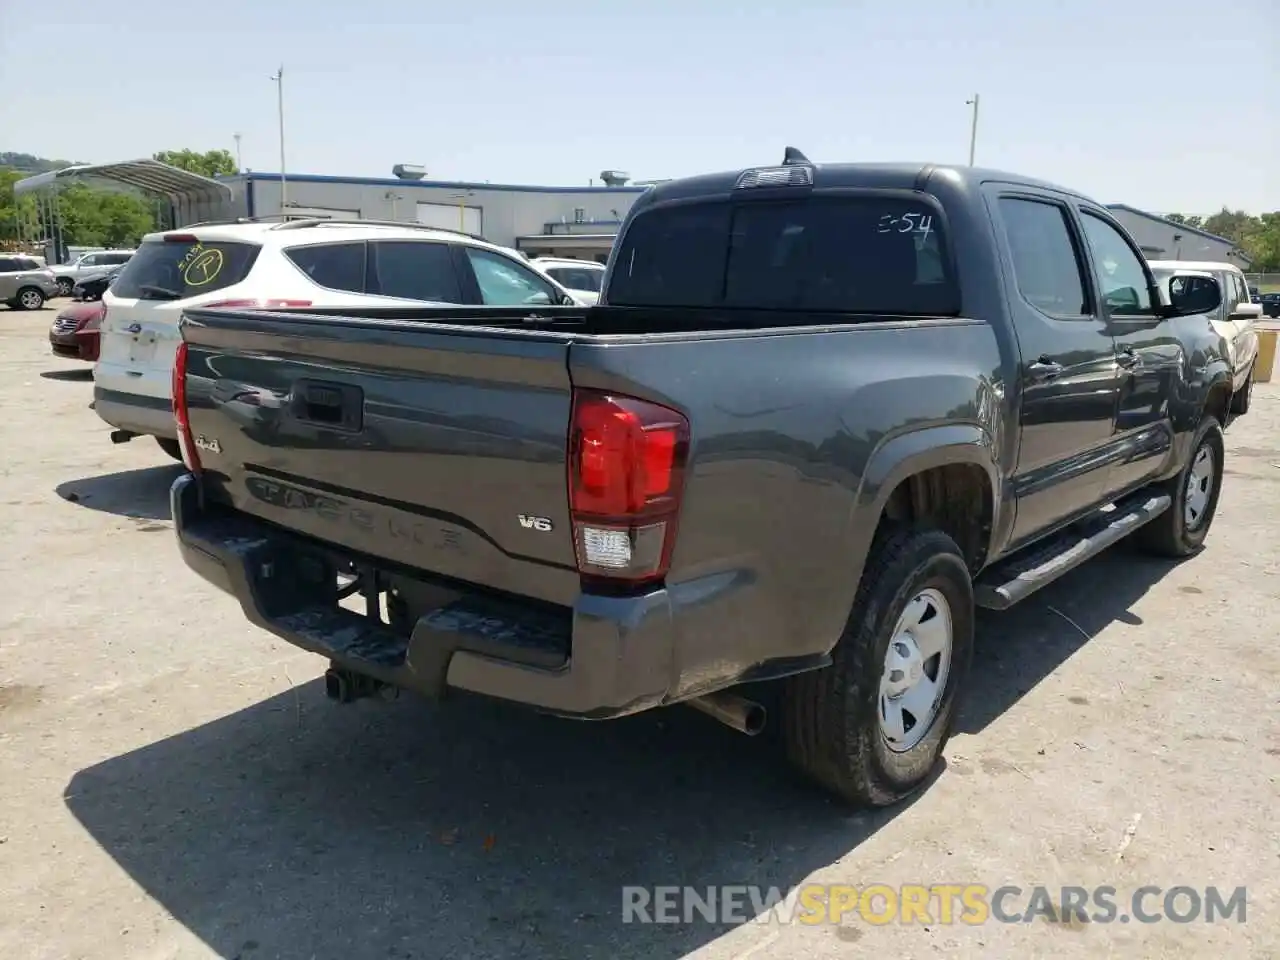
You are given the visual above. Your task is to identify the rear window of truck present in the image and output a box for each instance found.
[111,239,261,301]
[607,197,957,315]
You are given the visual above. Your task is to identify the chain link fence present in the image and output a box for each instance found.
[1245,273,1280,291]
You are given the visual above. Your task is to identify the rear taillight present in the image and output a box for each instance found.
[172,341,201,473]
[203,298,313,309]
[568,389,690,585]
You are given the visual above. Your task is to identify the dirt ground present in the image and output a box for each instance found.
[1,304,1277,960]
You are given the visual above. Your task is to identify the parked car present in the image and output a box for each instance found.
[51,249,135,297]
[530,257,606,304]
[94,219,581,462]
[1149,259,1262,415]
[72,265,125,301]
[0,254,59,310]
[1258,292,1280,318]
[48,300,105,362]
[169,152,1234,807]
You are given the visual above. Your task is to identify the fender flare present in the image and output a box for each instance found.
[842,423,1003,597]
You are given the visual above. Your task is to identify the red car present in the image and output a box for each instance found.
[49,300,105,362]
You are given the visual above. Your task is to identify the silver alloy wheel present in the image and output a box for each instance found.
[56,278,73,296]
[1184,444,1215,531]
[879,587,953,753]
[19,289,43,309]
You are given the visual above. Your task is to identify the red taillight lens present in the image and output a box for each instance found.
[568,389,689,584]
[203,298,313,310]
[172,341,201,473]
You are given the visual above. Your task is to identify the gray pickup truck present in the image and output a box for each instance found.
[169,151,1232,806]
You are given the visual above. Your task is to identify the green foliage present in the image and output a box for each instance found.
[1165,209,1280,271]
[152,149,238,177]
[0,166,156,248]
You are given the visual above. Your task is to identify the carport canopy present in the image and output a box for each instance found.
[13,158,232,204]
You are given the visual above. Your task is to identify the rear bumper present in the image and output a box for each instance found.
[170,473,681,718]
[93,385,176,439]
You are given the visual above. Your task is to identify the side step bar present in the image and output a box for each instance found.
[974,492,1172,610]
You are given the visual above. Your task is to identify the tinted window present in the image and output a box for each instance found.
[0,258,17,272]
[102,253,132,265]
[111,239,261,301]
[997,198,1090,316]
[465,248,556,305]
[285,242,365,293]
[368,241,462,302]
[1161,272,1219,314]
[1078,212,1152,316]
[548,267,603,292]
[16,258,43,271]
[607,197,958,314]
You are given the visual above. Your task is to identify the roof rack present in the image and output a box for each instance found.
[268,218,486,242]
[178,214,297,229]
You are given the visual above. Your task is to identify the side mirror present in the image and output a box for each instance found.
[559,293,577,306]
[1162,272,1222,318]
[1231,301,1262,320]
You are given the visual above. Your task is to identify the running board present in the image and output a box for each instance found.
[974,492,1172,610]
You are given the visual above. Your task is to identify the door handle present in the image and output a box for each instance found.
[1027,357,1064,381]
[1116,348,1140,370]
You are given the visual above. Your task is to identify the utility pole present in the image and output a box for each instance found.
[233,133,242,172]
[966,94,981,166]
[270,66,288,213]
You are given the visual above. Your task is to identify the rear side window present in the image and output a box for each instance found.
[111,239,261,301]
[16,258,42,271]
[548,267,603,292]
[285,242,365,293]
[0,258,17,272]
[997,198,1090,316]
[368,241,463,302]
[103,253,132,265]
[607,197,958,315]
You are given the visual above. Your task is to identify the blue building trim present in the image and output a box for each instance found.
[221,172,648,195]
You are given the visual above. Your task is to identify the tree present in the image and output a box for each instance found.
[1164,213,1205,230]
[152,149,238,178]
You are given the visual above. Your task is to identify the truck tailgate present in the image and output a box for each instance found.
[180,309,581,606]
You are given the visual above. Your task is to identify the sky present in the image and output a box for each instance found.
[1,0,1276,214]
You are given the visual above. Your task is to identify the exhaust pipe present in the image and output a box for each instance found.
[323,665,384,704]
[687,691,767,736]
[109,429,137,444]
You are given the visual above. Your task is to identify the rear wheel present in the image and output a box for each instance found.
[1135,415,1224,557]
[56,277,74,297]
[156,437,184,462]
[781,526,973,806]
[15,287,45,310]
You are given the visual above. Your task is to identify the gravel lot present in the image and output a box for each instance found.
[1,304,1277,960]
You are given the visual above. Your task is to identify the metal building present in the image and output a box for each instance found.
[219,171,648,262]
[14,160,649,264]
[1106,204,1252,267]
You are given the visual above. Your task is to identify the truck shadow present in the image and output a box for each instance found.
[958,543,1179,734]
[40,368,94,381]
[55,465,182,522]
[64,691,926,960]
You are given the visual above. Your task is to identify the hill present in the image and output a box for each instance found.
[0,152,80,174]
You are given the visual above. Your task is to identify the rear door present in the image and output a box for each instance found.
[1074,205,1177,496]
[97,236,263,401]
[989,193,1120,543]
[0,258,18,299]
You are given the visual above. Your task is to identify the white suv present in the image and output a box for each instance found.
[530,257,606,305]
[95,219,580,460]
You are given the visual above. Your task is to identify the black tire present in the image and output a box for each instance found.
[14,287,45,311]
[156,437,184,462]
[781,526,974,806]
[56,277,74,297]
[1230,370,1252,416]
[1135,415,1224,558]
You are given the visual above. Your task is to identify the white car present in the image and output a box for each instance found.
[95,219,581,460]
[1148,259,1262,415]
[530,257,606,305]
[52,249,135,297]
